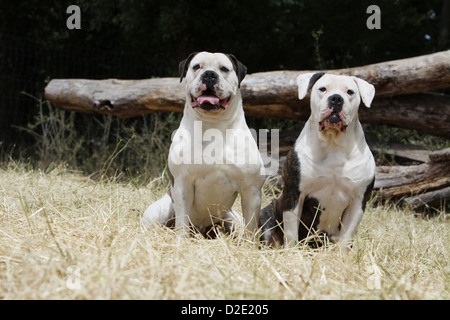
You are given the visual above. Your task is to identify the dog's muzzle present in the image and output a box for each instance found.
[318,94,348,133]
[191,70,231,112]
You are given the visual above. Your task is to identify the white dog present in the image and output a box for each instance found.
[143,52,265,237]
[259,73,376,250]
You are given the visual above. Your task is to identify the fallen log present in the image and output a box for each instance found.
[247,93,450,138]
[45,51,450,138]
[44,78,185,118]
[361,93,449,138]
[374,148,450,207]
[403,187,450,209]
[368,143,432,164]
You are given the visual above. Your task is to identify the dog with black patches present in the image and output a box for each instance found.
[143,52,265,237]
[259,73,376,251]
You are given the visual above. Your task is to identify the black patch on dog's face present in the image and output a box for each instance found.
[225,54,247,88]
[179,52,199,83]
[307,72,326,94]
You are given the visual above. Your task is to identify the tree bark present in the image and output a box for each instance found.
[374,148,450,204]
[45,51,450,137]
[243,93,450,138]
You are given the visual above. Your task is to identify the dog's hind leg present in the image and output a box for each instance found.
[142,193,175,227]
[259,200,283,247]
[222,209,245,236]
[241,187,262,237]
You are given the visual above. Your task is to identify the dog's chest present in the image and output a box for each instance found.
[194,168,239,201]
[298,150,363,225]
[299,142,370,191]
[295,143,375,234]
[189,167,240,226]
[302,159,353,205]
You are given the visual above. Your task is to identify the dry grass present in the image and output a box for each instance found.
[0,163,448,300]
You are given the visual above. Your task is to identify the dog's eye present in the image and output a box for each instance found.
[347,89,355,95]
[319,87,327,92]
[220,66,229,73]
[192,64,201,71]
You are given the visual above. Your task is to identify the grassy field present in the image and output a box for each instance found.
[0,163,448,300]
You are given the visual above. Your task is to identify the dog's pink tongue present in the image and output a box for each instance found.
[197,95,220,105]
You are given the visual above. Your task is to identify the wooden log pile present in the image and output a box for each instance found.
[375,148,450,209]
[45,51,450,138]
[44,51,450,210]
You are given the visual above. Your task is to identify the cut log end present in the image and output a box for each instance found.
[374,148,450,209]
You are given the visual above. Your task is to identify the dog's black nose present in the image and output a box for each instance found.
[201,70,219,89]
[328,94,343,113]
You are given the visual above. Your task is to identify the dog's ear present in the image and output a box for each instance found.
[179,52,199,83]
[226,54,247,88]
[351,76,375,108]
[296,72,325,100]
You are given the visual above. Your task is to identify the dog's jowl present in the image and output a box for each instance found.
[143,52,265,237]
[260,73,376,251]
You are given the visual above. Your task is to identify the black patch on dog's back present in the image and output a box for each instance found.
[361,177,375,212]
[259,200,282,245]
[297,196,322,240]
[279,148,301,214]
[298,197,331,248]
[259,148,301,246]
